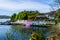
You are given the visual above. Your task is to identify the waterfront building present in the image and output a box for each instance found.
[24,20,32,25]
[36,15,48,20]
[10,20,25,24]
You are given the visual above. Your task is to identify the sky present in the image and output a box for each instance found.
[0,0,54,16]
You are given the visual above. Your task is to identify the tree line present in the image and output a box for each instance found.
[10,10,44,22]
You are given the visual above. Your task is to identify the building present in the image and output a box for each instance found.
[36,15,49,21]
[15,20,24,24]
[32,21,47,25]
[24,20,32,26]
[10,20,25,24]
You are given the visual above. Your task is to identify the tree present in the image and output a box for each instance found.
[55,0,60,8]
[47,0,60,24]
[11,13,16,22]
[10,10,43,21]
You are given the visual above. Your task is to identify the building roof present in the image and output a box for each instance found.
[36,15,48,18]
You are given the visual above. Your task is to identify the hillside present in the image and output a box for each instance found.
[0,15,10,19]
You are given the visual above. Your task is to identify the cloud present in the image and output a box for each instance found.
[0,0,51,13]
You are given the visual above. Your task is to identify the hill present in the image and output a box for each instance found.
[0,15,10,19]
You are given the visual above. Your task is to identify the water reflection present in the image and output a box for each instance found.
[0,19,10,22]
[5,25,47,40]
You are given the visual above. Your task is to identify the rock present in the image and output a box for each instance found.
[30,32,39,40]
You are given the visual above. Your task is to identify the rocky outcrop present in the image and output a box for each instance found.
[30,32,39,40]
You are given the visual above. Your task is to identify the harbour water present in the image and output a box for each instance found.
[0,19,48,40]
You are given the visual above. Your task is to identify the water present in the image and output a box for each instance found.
[0,19,48,40]
[0,25,11,40]
[0,19,10,22]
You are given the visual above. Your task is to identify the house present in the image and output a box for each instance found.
[11,20,32,25]
[32,21,47,25]
[48,16,54,20]
[36,15,49,20]
[24,20,32,26]
[10,20,25,24]
[32,21,39,25]
[15,20,24,24]
[36,15,48,19]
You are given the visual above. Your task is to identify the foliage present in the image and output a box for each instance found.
[30,30,45,40]
[5,32,14,40]
[10,13,16,22]
[10,10,42,21]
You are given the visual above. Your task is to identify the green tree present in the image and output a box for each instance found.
[10,10,43,21]
[11,13,16,22]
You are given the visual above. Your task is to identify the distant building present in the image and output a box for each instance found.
[36,15,48,19]
[24,20,32,25]
[48,16,55,20]
[10,20,25,24]
[15,20,24,24]
[32,21,47,25]
[11,20,32,25]
[36,15,48,20]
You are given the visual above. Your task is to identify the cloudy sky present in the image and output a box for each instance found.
[0,0,54,16]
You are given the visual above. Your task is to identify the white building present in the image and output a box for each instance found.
[11,20,25,24]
